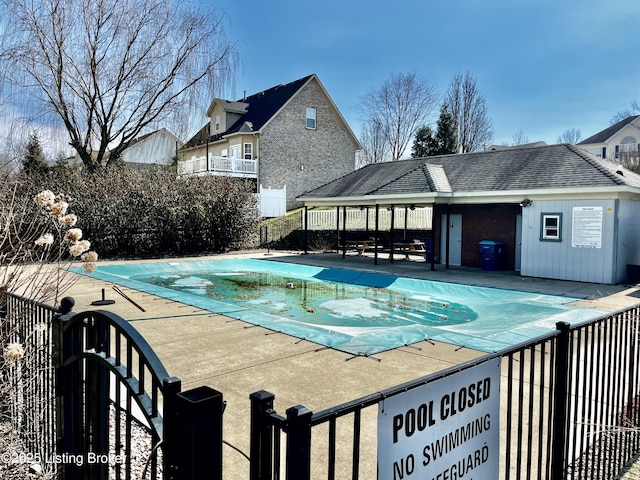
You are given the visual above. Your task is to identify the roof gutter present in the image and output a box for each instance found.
[297,185,640,207]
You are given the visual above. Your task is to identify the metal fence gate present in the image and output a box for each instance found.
[4,294,640,479]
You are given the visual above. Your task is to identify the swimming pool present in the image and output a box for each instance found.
[83,258,607,355]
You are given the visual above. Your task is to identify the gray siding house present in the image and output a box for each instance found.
[298,144,640,284]
[180,74,361,211]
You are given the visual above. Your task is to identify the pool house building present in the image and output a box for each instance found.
[297,143,640,285]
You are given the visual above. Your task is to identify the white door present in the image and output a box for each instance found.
[229,144,241,158]
[515,214,522,271]
[440,214,462,266]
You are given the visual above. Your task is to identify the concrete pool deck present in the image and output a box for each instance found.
[62,250,640,478]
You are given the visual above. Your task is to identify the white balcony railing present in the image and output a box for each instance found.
[178,155,258,178]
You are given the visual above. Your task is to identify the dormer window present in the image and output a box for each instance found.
[306,107,316,129]
[215,115,221,131]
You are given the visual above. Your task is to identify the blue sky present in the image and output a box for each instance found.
[210,0,640,147]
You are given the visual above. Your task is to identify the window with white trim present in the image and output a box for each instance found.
[215,115,221,131]
[306,107,316,129]
[244,143,253,160]
[541,213,562,241]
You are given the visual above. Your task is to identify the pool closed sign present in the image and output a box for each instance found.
[378,358,500,480]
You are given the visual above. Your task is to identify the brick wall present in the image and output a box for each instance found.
[259,78,359,210]
[434,204,520,269]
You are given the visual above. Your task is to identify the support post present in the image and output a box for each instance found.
[341,206,347,258]
[335,206,340,254]
[551,321,571,479]
[374,204,380,265]
[303,206,309,255]
[176,386,225,480]
[390,206,395,264]
[162,377,182,480]
[250,390,275,480]
[285,405,313,480]
[445,207,451,269]
[52,298,79,480]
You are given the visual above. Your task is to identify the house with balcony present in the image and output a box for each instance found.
[179,74,361,213]
[577,115,640,164]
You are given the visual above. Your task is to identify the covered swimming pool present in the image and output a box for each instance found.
[82,258,607,355]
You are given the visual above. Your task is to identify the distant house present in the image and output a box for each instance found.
[120,128,183,167]
[298,143,640,284]
[70,128,183,168]
[179,74,361,212]
[578,115,640,164]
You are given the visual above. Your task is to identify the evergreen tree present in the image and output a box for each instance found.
[22,131,49,177]
[411,125,437,157]
[411,104,458,157]
[434,103,458,155]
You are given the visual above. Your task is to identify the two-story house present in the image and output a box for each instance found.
[179,74,361,212]
[578,115,640,165]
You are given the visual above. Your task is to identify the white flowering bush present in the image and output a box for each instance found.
[1,180,98,479]
[1,185,97,305]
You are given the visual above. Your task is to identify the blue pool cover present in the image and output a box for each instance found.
[81,258,608,355]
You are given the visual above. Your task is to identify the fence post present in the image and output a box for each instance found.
[162,376,182,480]
[175,386,225,480]
[52,297,79,480]
[250,390,275,480]
[551,321,571,479]
[285,405,312,480]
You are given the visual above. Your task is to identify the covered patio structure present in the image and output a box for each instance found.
[297,143,640,283]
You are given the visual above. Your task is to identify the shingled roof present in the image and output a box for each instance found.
[185,75,314,148]
[299,144,640,203]
[578,115,640,145]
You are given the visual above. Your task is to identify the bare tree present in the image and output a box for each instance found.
[357,120,389,167]
[359,72,438,162]
[446,72,493,153]
[512,129,529,146]
[611,100,640,124]
[0,0,237,172]
[557,128,582,144]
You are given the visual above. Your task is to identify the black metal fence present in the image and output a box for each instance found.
[1,293,59,477]
[2,293,225,480]
[3,292,640,479]
[249,307,640,480]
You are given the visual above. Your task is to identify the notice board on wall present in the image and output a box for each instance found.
[572,206,603,248]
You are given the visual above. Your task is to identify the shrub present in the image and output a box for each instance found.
[42,167,260,259]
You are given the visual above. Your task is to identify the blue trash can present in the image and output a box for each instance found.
[479,240,505,271]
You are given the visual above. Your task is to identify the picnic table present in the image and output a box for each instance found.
[390,241,426,260]
[345,239,379,255]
